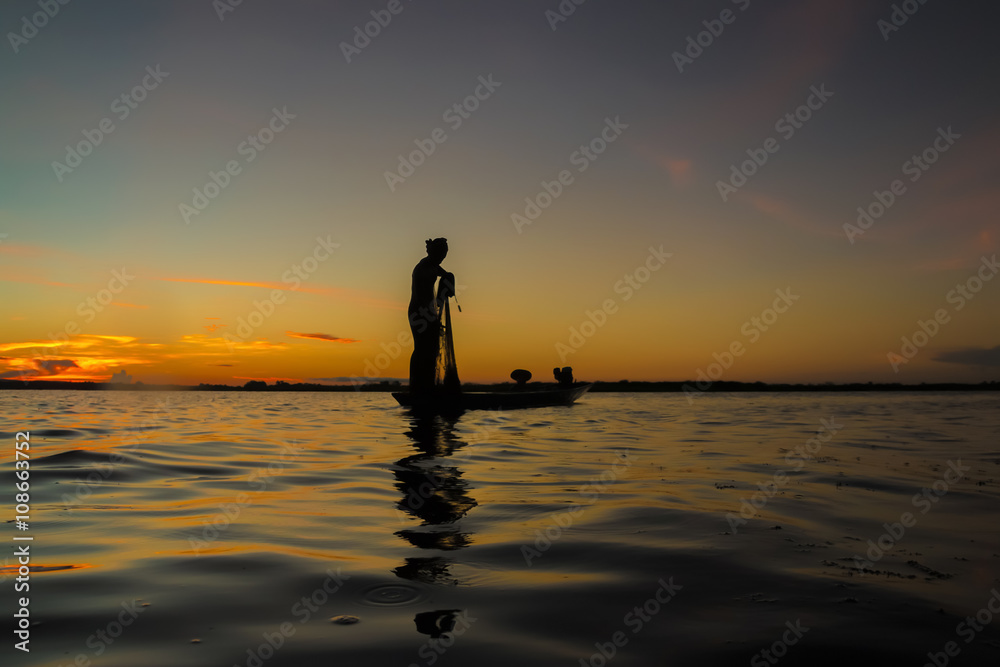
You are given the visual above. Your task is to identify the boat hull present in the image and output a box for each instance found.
[392,384,592,412]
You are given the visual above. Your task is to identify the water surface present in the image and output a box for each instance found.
[3,391,999,666]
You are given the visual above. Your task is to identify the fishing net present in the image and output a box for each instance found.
[434,278,461,394]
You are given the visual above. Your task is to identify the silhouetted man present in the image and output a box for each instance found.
[408,238,456,393]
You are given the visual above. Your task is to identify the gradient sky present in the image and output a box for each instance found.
[2,0,998,385]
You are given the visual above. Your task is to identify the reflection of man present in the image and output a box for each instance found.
[413,609,464,638]
[408,238,455,394]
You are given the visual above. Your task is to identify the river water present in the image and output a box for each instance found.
[3,390,999,666]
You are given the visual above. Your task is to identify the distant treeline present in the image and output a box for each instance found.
[1,379,997,392]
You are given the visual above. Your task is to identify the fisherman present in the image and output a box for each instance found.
[408,238,457,394]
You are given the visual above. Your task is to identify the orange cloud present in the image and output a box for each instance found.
[627,141,695,187]
[35,359,79,374]
[158,277,337,297]
[0,267,74,287]
[666,158,693,187]
[156,277,403,309]
[744,192,843,238]
[84,335,138,344]
[286,331,360,343]
[0,353,151,382]
[0,340,64,353]
[0,335,152,382]
[0,336,136,354]
[176,334,286,352]
[0,358,78,380]
[0,242,70,258]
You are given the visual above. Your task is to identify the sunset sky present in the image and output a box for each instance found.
[1,0,998,385]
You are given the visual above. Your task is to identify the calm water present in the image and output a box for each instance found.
[3,391,999,666]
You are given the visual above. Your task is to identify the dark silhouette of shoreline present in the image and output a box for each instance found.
[1,379,997,392]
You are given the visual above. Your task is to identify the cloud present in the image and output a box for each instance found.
[36,359,80,374]
[286,331,360,343]
[0,242,70,259]
[0,358,81,379]
[627,141,695,187]
[161,277,296,290]
[0,369,36,380]
[933,346,1000,367]
[177,334,286,352]
[665,158,693,187]
[158,277,343,298]
[744,192,844,238]
[0,268,74,287]
[0,336,151,382]
[310,377,407,383]
[0,335,136,354]
[156,277,404,309]
[84,335,138,344]
[109,369,133,384]
[676,0,870,145]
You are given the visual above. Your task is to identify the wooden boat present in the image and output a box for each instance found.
[392,383,593,413]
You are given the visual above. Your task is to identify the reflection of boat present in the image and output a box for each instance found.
[392,383,592,412]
